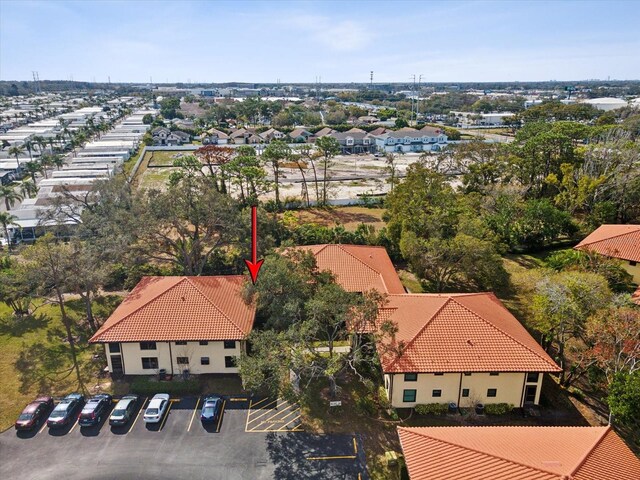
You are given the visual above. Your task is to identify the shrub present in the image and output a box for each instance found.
[377,385,391,410]
[131,376,200,396]
[355,395,377,416]
[414,403,448,415]
[484,403,513,415]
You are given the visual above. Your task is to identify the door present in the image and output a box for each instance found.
[110,355,123,374]
[524,385,537,404]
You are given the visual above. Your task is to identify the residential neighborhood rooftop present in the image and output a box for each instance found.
[89,276,255,343]
[574,224,640,262]
[397,426,640,480]
[377,293,561,373]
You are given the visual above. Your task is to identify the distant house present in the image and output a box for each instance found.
[288,128,313,143]
[398,426,640,480]
[259,128,285,142]
[152,127,191,146]
[574,224,640,283]
[328,128,375,154]
[89,276,255,376]
[357,115,378,125]
[201,128,229,145]
[229,128,261,145]
[372,126,447,153]
[289,244,405,295]
[314,127,335,138]
[173,119,195,130]
[368,127,388,136]
[376,293,560,408]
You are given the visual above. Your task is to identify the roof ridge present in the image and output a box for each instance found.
[185,277,245,338]
[449,297,559,371]
[90,276,185,342]
[335,244,382,275]
[568,425,611,477]
[578,227,640,247]
[386,297,452,371]
[401,428,564,478]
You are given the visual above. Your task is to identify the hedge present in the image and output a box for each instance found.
[484,403,514,415]
[130,377,200,396]
[415,403,448,415]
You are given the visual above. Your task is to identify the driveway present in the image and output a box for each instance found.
[0,395,367,480]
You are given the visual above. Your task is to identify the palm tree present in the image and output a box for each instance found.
[20,180,38,199]
[50,153,65,170]
[0,185,23,211]
[0,211,19,252]
[23,161,43,184]
[23,139,34,161]
[7,144,25,168]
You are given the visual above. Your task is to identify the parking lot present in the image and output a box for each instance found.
[0,395,367,480]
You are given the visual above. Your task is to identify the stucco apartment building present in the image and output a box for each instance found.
[574,224,640,283]
[377,293,560,409]
[398,426,640,480]
[89,276,255,376]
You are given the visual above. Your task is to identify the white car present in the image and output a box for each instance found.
[143,394,170,423]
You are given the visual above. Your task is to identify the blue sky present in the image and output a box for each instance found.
[1,0,639,83]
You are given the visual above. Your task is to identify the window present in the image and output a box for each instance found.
[175,341,187,346]
[108,343,120,354]
[223,340,236,349]
[403,389,417,403]
[462,388,469,397]
[487,388,497,397]
[140,342,156,350]
[199,341,208,346]
[141,357,158,369]
[630,261,637,266]
[404,373,418,382]
[489,372,500,376]
[224,356,236,368]
[464,372,472,376]
[527,372,539,383]
[177,357,189,365]
[434,373,444,376]
[432,389,442,398]
[200,357,210,365]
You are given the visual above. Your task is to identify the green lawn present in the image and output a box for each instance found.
[0,296,121,431]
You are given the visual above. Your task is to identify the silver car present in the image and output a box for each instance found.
[143,394,170,423]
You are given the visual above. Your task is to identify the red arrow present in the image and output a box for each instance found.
[244,205,264,284]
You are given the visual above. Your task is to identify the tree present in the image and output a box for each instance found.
[0,185,23,211]
[227,146,271,206]
[23,234,85,391]
[384,153,399,192]
[532,271,612,385]
[314,136,340,205]
[7,144,25,168]
[608,371,640,428]
[142,114,153,125]
[159,97,181,119]
[23,160,43,184]
[0,211,19,252]
[394,118,408,128]
[194,145,235,193]
[135,175,244,275]
[262,140,291,209]
[0,260,34,316]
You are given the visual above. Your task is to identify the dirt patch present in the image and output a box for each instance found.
[291,207,386,231]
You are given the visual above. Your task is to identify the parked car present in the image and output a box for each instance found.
[143,394,170,423]
[200,395,223,424]
[109,394,140,426]
[47,393,84,428]
[79,394,113,427]
[15,396,54,430]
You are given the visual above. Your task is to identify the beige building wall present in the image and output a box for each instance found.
[105,341,242,375]
[623,261,640,284]
[385,371,545,409]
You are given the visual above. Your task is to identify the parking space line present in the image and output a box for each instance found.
[229,397,247,402]
[129,397,148,431]
[246,399,280,424]
[260,407,299,431]
[216,400,226,433]
[38,419,48,434]
[253,402,295,426]
[274,414,301,432]
[353,436,357,454]
[306,455,357,461]
[187,397,201,432]
[358,473,362,480]
[68,415,80,434]
[249,397,270,409]
[159,402,173,431]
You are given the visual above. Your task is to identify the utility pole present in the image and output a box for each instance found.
[370,71,373,89]
[417,74,423,123]
[410,74,416,125]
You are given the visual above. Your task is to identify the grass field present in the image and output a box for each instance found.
[287,206,387,232]
[0,296,122,431]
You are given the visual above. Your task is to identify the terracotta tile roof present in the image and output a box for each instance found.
[398,426,640,480]
[291,244,405,294]
[377,293,560,373]
[574,224,640,262]
[89,276,255,343]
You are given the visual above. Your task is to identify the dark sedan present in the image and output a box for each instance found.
[200,395,223,424]
[15,396,54,430]
[109,394,139,426]
[79,394,113,427]
[47,393,84,429]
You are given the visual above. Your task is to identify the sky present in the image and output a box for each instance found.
[1,0,639,83]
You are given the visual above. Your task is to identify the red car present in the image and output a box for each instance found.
[15,396,54,430]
